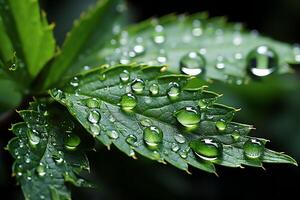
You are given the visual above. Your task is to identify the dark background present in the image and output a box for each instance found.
[1,0,300,199]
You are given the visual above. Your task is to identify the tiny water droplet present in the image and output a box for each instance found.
[52,89,65,100]
[126,134,138,146]
[179,147,190,159]
[36,164,46,177]
[70,77,79,87]
[215,56,226,70]
[141,119,152,127]
[174,134,186,144]
[152,25,166,44]
[99,73,106,81]
[231,131,240,141]
[148,83,159,96]
[215,121,226,131]
[167,82,180,100]
[171,143,180,152]
[198,99,207,109]
[133,44,145,55]
[120,93,137,110]
[53,151,64,164]
[143,126,163,150]
[189,138,222,161]
[64,134,81,150]
[243,139,264,159]
[192,20,203,37]
[151,151,161,160]
[25,157,31,163]
[106,130,119,139]
[175,107,200,128]
[233,34,243,46]
[131,78,145,94]
[180,52,206,76]
[246,45,278,77]
[90,124,100,136]
[86,98,100,108]
[120,70,130,83]
[28,131,40,147]
[9,63,17,71]
[88,110,101,124]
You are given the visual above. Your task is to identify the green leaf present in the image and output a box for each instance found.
[43,0,128,89]
[0,0,55,78]
[82,13,298,84]
[51,64,297,174]
[7,101,93,200]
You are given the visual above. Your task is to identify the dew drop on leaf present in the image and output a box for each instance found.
[88,110,101,124]
[243,139,264,159]
[215,56,226,70]
[28,130,40,147]
[171,143,180,152]
[70,77,79,87]
[120,93,137,110]
[106,130,119,139]
[149,83,159,96]
[90,124,100,136]
[36,164,46,177]
[246,45,278,77]
[174,134,186,144]
[198,99,207,109]
[86,98,100,108]
[152,25,166,44]
[119,70,130,83]
[133,44,145,55]
[231,131,240,141]
[140,118,152,127]
[64,134,81,150]
[180,51,206,76]
[143,126,163,150]
[179,147,190,159]
[167,82,180,100]
[189,138,222,161]
[126,134,138,146]
[175,107,201,128]
[131,78,145,94]
[215,121,226,131]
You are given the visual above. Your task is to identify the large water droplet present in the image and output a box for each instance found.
[64,134,81,150]
[120,93,137,110]
[149,83,159,96]
[88,110,101,124]
[131,78,145,94]
[189,138,222,161]
[143,126,163,150]
[175,107,200,128]
[174,134,186,144]
[119,70,130,83]
[167,82,180,100]
[246,45,278,77]
[90,124,100,136]
[126,134,138,146]
[180,52,205,76]
[36,164,46,177]
[106,130,119,139]
[243,139,264,159]
[215,121,226,131]
[86,98,100,108]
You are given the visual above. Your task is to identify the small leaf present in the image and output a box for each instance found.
[7,101,93,200]
[51,64,297,174]
[82,13,296,84]
[0,0,55,78]
[43,0,128,89]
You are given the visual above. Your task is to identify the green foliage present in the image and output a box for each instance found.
[0,0,298,199]
[51,65,296,173]
[7,101,93,200]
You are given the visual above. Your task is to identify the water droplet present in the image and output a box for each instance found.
[90,124,100,136]
[215,56,226,70]
[171,143,180,152]
[70,77,79,87]
[25,157,31,163]
[192,20,203,37]
[9,63,17,71]
[52,89,65,100]
[131,78,145,94]
[175,107,200,128]
[64,134,81,150]
[53,151,64,164]
[231,131,240,141]
[198,99,207,109]
[151,151,161,160]
[167,82,180,100]
[246,45,278,77]
[233,34,243,46]
[293,44,300,63]
[189,138,222,161]
[174,134,186,144]
[133,44,145,55]
[109,115,116,122]
[152,25,166,44]
[126,134,138,146]
[36,164,46,177]
[149,83,159,95]
[28,130,40,147]
[120,93,137,110]
[106,130,119,139]
[234,52,243,60]
[179,147,190,159]
[215,121,226,131]
[119,70,130,83]
[180,52,205,76]
[243,139,264,159]
[141,119,152,127]
[143,126,163,150]
[88,110,101,124]
[86,98,100,108]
